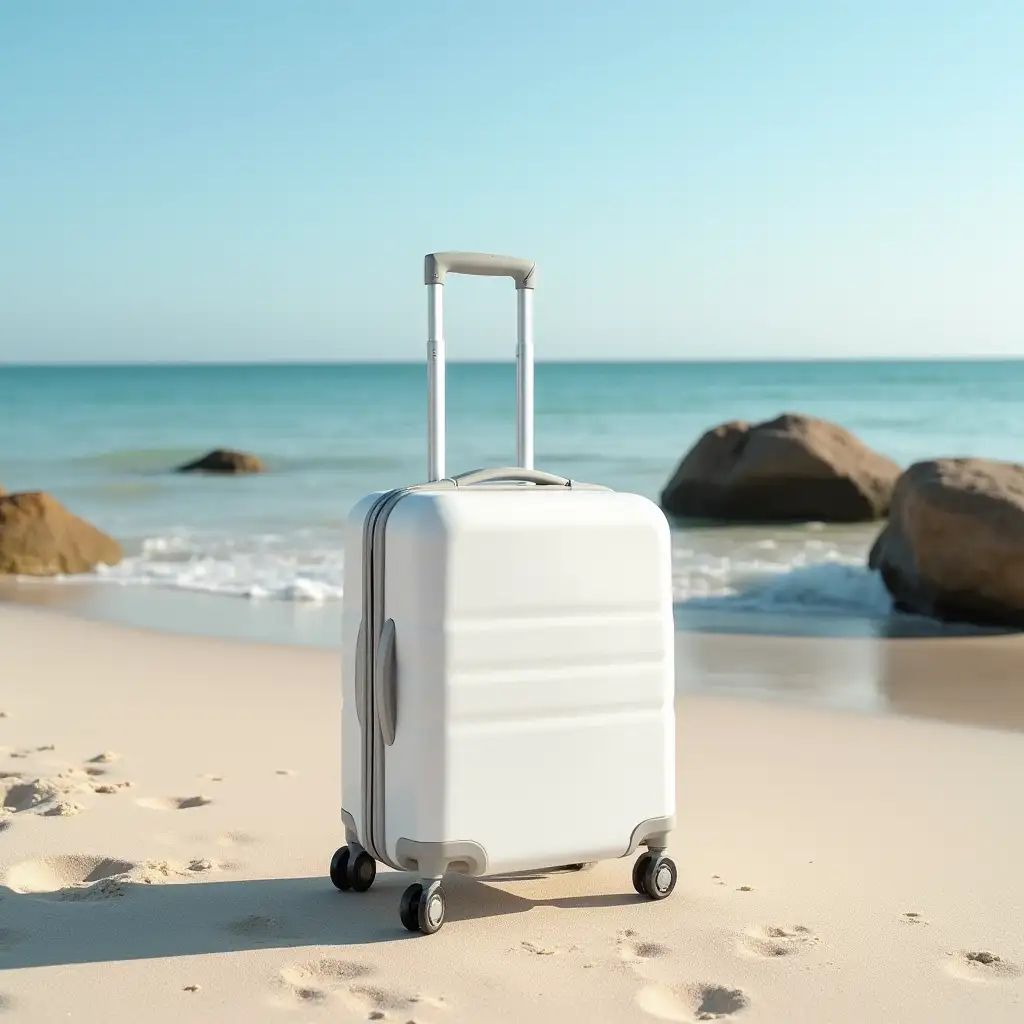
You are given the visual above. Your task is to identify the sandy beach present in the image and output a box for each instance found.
[2,603,1022,1023]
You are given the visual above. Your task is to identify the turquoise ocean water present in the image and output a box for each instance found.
[2,360,1022,647]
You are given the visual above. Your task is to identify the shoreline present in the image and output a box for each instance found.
[1,602,1022,1022]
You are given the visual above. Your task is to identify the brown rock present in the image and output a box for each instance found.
[660,413,900,522]
[0,492,123,576]
[870,458,1024,627]
[176,449,265,475]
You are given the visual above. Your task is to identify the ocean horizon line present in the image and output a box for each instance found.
[5,355,1024,370]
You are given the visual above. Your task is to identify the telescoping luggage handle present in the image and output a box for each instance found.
[424,251,537,482]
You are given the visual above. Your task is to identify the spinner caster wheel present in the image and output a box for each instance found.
[330,846,352,891]
[632,852,677,900]
[330,846,377,892]
[399,883,422,931]
[348,850,377,892]
[399,882,446,934]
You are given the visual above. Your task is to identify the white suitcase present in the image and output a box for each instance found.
[331,252,677,934]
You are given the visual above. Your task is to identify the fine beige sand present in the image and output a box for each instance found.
[1,604,1023,1023]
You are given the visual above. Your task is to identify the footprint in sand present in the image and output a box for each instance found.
[737,925,818,958]
[2,779,51,812]
[618,930,672,962]
[4,855,137,901]
[136,795,212,811]
[3,777,83,817]
[343,984,446,1018]
[637,982,749,1021]
[88,752,121,764]
[226,914,288,942]
[278,958,374,1003]
[945,950,1023,983]
[275,958,447,1017]
[200,774,224,783]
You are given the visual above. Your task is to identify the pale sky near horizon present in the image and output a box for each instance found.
[1,1,1022,364]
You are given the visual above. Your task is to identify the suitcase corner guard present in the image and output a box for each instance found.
[394,838,488,879]
[622,815,676,858]
[341,807,360,846]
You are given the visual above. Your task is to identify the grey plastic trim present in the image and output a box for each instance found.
[424,251,536,290]
[621,815,676,858]
[374,618,398,746]
[353,620,366,727]
[341,807,360,846]
[395,837,489,879]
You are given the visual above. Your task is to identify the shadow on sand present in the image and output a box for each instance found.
[0,869,639,970]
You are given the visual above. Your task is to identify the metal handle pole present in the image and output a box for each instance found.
[427,283,445,481]
[516,287,534,470]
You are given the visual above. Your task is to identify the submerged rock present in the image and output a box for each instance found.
[660,413,900,522]
[870,458,1024,628]
[0,492,123,576]
[176,449,265,474]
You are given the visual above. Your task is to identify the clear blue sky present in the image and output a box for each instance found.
[1,1,1022,363]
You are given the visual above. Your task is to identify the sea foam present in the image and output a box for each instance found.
[65,526,893,619]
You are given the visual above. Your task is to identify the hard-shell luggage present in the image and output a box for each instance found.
[331,252,677,934]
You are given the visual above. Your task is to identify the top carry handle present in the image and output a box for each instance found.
[423,251,537,482]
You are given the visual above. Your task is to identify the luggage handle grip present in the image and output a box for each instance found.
[451,466,570,488]
[424,252,536,290]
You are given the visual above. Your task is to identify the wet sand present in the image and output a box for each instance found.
[4,579,1024,732]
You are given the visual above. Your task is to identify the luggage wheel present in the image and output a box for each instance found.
[631,851,677,900]
[400,879,445,935]
[329,844,377,893]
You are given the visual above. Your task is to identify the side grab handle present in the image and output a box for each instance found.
[374,618,398,746]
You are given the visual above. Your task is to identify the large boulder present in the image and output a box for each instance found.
[176,449,265,475]
[0,492,123,576]
[660,413,900,522]
[870,458,1024,628]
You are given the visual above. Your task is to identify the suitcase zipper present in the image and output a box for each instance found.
[359,485,423,870]
[358,488,398,868]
